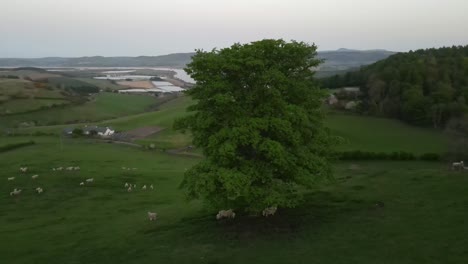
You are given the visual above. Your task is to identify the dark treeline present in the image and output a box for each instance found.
[320,45,468,128]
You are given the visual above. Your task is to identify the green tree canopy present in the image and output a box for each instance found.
[319,45,468,128]
[175,39,335,213]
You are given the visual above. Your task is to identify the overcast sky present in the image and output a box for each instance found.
[1,0,467,57]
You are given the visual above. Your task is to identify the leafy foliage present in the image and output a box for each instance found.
[445,115,468,161]
[320,46,468,127]
[175,39,335,212]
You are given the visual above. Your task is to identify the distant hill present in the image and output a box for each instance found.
[0,53,196,68]
[0,49,395,71]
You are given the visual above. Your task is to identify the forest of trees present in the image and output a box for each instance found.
[320,46,468,128]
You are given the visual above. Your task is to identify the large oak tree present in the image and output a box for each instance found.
[176,39,334,213]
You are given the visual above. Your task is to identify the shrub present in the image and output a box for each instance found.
[0,141,35,152]
[337,150,428,161]
[72,128,83,136]
[420,153,441,161]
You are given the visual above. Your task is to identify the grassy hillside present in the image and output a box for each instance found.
[14,95,448,154]
[326,113,448,154]
[0,93,159,128]
[1,136,466,263]
[0,78,72,115]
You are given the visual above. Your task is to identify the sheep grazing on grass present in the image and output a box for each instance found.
[216,209,236,220]
[80,182,85,186]
[124,183,129,188]
[452,161,464,170]
[7,177,15,181]
[150,184,153,190]
[262,206,278,217]
[147,212,157,221]
[52,168,56,171]
[142,185,147,190]
[35,187,43,194]
[66,167,74,171]
[56,167,63,171]
[31,175,39,180]
[74,167,80,171]
[19,167,28,173]
[133,184,136,188]
[85,178,94,183]
[127,186,132,192]
[10,188,21,196]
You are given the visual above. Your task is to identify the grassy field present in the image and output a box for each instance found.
[326,113,448,154]
[0,79,66,99]
[12,95,448,154]
[0,93,159,128]
[75,78,125,91]
[0,98,70,115]
[1,135,467,263]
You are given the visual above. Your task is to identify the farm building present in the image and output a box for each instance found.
[63,126,115,137]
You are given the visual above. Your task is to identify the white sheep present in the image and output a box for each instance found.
[85,178,94,183]
[10,188,22,196]
[452,161,464,170]
[52,168,56,171]
[133,184,136,188]
[66,167,74,171]
[31,174,39,180]
[56,167,63,171]
[19,167,28,173]
[216,209,236,220]
[262,206,278,217]
[127,186,132,192]
[7,177,15,181]
[80,182,85,186]
[142,185,147,190]
[74,166,80,171]
[124,183,129,188]
[150,184,153,190]
[147,211,157,221]
[35,187,43,194]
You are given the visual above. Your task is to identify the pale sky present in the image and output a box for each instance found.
[1,0,467,57]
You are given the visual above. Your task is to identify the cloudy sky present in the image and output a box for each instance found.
[1,0,467,57]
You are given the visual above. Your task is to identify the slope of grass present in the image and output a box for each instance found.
[0,93,159,128]
[326,113,448,154]
[1,136,467,264]
[0,98,70,114]
[14,96,448,154]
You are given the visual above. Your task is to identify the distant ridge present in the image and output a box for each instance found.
[0,49,396,74]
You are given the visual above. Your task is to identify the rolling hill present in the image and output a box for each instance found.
[0,49,395,72]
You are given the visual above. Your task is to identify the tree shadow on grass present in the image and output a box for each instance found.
[143,190,380,243]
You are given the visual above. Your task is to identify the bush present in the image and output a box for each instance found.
[419,153,441,161]
[337,150,427,161]
[72,128,83,136]
[0,141,35,152]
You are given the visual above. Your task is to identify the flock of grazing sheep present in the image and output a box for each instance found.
[8,165,161,221]
[9,166,279,222]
